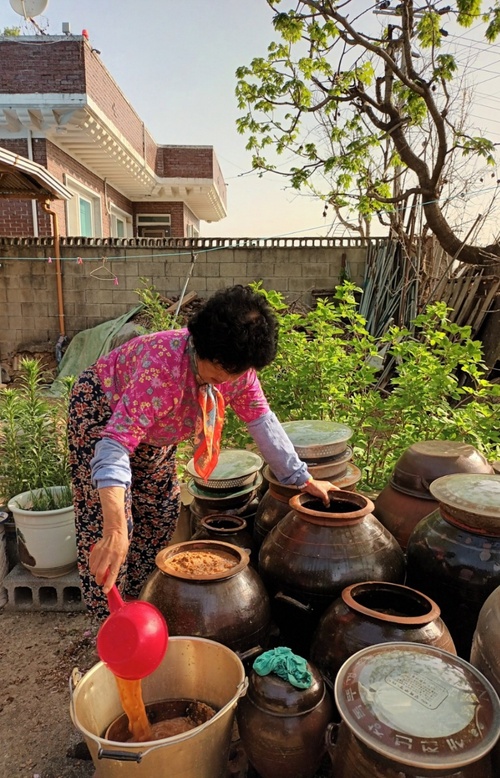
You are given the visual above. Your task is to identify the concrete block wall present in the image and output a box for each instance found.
[0,236,372,369]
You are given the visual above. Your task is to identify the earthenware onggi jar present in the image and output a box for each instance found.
[140,540,271,657]
[327,642,500,778]
[253,484,293,551]
[237,658,333,778]
[406,474,500,658]
[374,440,493,551]
[470,585,500,696]
[253,462,362,550]
[191,514,256,565]
[188,473,262,529]
[470,586,500,776]
[310,581,456,691]
[258,491,405,654]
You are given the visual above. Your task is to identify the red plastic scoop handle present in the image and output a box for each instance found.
[106,582,126,613]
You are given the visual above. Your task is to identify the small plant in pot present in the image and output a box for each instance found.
[0,358,76,577]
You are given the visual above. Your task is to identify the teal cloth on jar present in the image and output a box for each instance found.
[253,647,312,689]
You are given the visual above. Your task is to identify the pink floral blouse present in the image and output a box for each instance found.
[94,329,270,453]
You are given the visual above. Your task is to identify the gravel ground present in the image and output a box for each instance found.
[0,609,97,778]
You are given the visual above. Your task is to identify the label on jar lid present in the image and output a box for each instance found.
[335,642,500,771]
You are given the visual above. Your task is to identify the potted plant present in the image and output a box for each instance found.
[0,358,76,577]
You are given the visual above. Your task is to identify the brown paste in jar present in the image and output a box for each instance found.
[168,549,237,576]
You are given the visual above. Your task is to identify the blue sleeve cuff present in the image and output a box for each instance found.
[247,411,310,486]
[91,437,132,490]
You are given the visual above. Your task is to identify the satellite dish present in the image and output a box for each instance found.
[9,0,49,18]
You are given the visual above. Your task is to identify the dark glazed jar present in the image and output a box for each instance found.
[406,474,500,658]
[254,463,362,551]
[140,540,271,657]
[191,514,256,565]
[374,440,493,551]
[470,586,500,777]
[470,585,500,697]
[258,491,405,655]
[253,485,294,551]
[327,721,495,778]
[328,642,500,778]
[310,581,456,691]
[374,484,438,551]
[189,492,259,535]
[237,659,333,778]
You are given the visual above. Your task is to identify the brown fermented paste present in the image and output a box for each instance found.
[168,549,237,576]
[128,701,216,742]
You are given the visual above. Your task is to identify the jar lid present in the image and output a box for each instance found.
[248,661,326,715]
[263,462,362,498]
[281,420,353,458]
[187,472,262,502]
[410,440,485,459]
[390,441,492,499]
[429,474,500,519]
[186,449,262,487]
[335,642,500,771]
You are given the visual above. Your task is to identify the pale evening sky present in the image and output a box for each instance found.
[1,0,499,242]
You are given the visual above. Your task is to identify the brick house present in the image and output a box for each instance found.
[0,34,227,239]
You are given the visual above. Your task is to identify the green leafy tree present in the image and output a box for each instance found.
[236,0,500,265]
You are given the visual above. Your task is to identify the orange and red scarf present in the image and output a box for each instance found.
[189,339,225,480]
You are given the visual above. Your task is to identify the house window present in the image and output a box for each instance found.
[110,205,132,238]
[79,198,93,237]
[116,218,125,238]
[186,223,199,238]
[137,214,171,238]
[65,176,102,237]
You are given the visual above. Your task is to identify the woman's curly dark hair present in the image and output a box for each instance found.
[187,285,278,373]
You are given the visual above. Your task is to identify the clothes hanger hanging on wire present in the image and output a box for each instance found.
[89,256,119,284]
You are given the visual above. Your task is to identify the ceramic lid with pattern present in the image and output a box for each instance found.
[335,642,500,771]
[429,474,500,519]
[281,421,353,458]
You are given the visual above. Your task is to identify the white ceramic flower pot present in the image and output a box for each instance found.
[7,486,77,577]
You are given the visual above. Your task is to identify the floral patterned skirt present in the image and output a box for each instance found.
[68,366,180,621]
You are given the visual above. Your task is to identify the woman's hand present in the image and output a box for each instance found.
[89,531,129,593]
[91,486,129,593]
[302,478,340,506]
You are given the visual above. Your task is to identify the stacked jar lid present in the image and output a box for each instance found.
[255,421,361,551]
[186,449,263,531]
[267,420,359,486]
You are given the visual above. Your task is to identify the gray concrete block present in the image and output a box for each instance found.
[3,563,86,612]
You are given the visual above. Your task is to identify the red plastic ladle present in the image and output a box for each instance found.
[96,585,168,680]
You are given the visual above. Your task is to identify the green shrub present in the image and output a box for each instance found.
[224,282,500,490]
[136,280,500,491]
